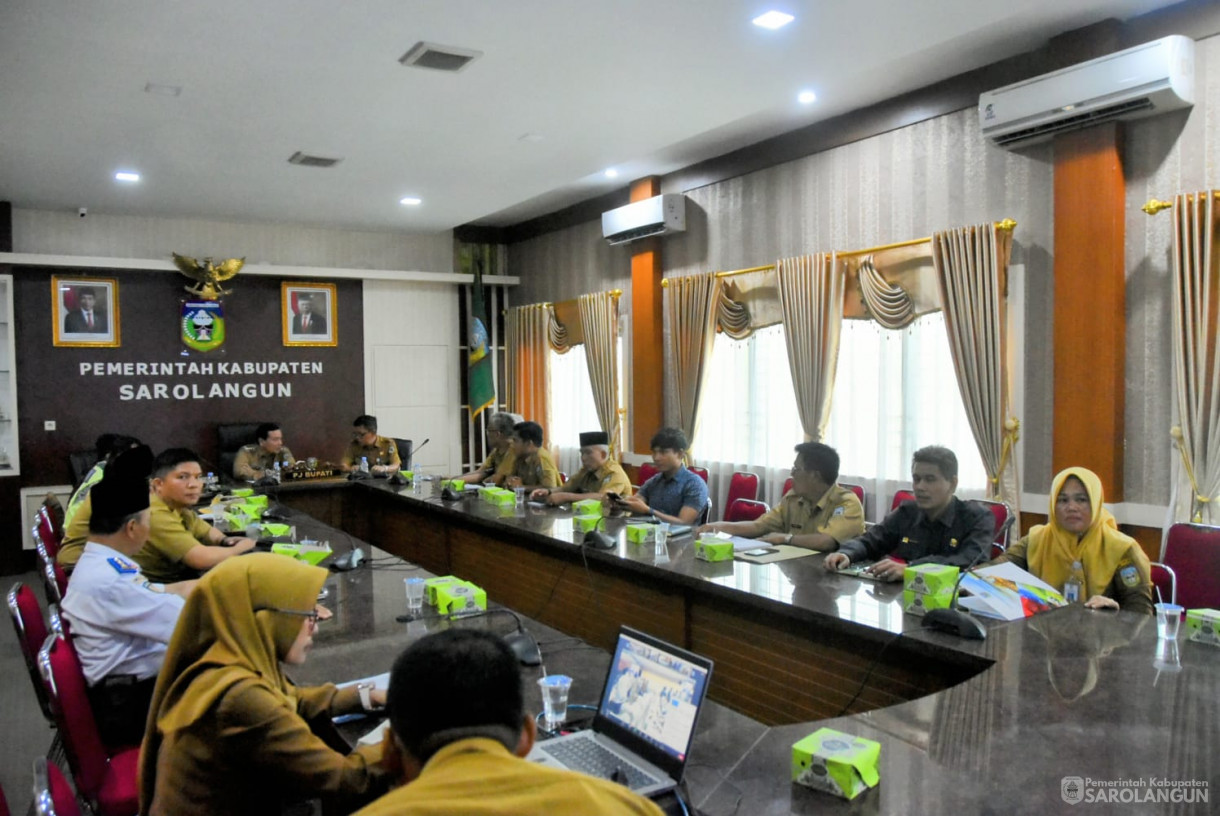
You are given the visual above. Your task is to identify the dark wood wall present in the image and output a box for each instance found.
[0,264,365,573]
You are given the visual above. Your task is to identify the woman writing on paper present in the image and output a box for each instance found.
[139,554,389,815]
[991,467,1153,614]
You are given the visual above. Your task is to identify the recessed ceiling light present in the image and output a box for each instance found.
[752,11,794,29]
[604,169,619,179]
[798,90,817,104]
[114,171,140,182]
[400,197,422,206]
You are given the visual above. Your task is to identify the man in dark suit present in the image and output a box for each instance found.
[292,293,327,334]
[64,287,108,334]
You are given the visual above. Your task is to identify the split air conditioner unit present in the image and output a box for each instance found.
[602,194,686,245]
[979,34,1194,149]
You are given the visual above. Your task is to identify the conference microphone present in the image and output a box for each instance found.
[408,438,430,470]
[920,544,992,640]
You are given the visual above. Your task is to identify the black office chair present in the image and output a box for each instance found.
[392,438,413,471]
[216,422,262,480]
[67,450,99,490]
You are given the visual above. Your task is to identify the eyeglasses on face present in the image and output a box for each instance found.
[268,606,321,623]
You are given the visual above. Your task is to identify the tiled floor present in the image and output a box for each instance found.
[1,571,63,814]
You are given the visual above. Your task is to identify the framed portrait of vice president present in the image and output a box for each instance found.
[282,281,337,347]
[52,276,121,348]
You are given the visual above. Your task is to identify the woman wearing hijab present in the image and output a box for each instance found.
[138,554,388,815]
[993,467,1154,614]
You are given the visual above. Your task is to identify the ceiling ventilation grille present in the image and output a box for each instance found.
[398,41,483,72]
[288,152,342,168]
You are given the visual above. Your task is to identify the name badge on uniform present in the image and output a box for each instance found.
[107,557,139,575]
[832,507,845,517]
[1119,563,1140,587]
[949,538,959,548]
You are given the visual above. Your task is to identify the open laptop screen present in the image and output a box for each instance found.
[596,628,712,765]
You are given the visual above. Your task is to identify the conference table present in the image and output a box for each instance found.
[269,477,1219,814]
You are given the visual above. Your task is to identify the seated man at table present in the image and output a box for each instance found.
[531,430,631,506]
[134,448,256,584]
[60,445,196,747]
[609,427,708,525]
[823,445,994,581]
[457,412,519,485]
[699,442,864,550]
[354,629,663,816]
[503,420,560,490]
[232,421,295,481]
[342,414,401,475]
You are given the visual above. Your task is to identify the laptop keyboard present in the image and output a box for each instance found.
[542,736,660,790]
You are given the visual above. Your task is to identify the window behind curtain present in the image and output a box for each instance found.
[548,345,601,476]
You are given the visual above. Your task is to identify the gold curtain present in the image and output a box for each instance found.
[931,223,1019,510]
[776,253,845,442]
[665,273,723,450]
[578,292,622,456]
[1169,191,1220,523]
[505,304,551,430]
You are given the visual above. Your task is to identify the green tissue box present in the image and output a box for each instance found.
[237,502,264,519]
[270,541,332,566]
[573,499,603,516]
[230,488,254,498]
[792,728,880,800]
[573,514,602,533]
[482,488,515,507]
[434,581,487,617]
[694,538,734,562]
[425,576,461,605]
[261,523,290,537]
[902,589,955,617]
[903,563,959,596]
[246,494,269,508]
[444,478,466,492]
[1186,608,1220,645]
[625,524,653,544]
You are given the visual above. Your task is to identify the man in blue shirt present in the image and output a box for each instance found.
[610,427,708,525]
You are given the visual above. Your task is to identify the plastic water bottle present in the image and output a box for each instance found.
[205,472,216,491]
[360,456,370,474]
[273,460,282,483]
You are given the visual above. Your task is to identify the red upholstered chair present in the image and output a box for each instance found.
[726,499,769,523]
[637,463,659,486]
[558,472,568,484]
[35,541,68,605]
[972,499,1014,558]
[1163,523,1220,609]
[7,583,56,723]
[33,517,60,561]
[782,477,794,496]
[840,482,865,506]
[891,489,915,510]
[40,501,66,545]
[38,635,140,816]
[33,756,82,816]
[688,465,709,483]
[1150,562,1177,606]
[725,472,760,514]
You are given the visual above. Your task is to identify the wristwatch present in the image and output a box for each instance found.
[784,533,794,545]
[356,682,375,711]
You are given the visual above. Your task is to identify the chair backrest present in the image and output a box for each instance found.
[1163,523,1220,609]
[42,498,65,541]
[726,499,769,523]
[38,634,111,801]
[637,463,659,485]
[1150,561,1177,606]
[782,477,794,496]
[725,472,760,514]
[33,756,81,816]
[392,438,413,471]
[972,499,1014,558]
[840,482,865,506]
[68,450,100,491]
[216,422,262,478]
[891,489,915,510]
[688,465,709,483]
[35,542,67,605]
[7,583,55,722]
[35,511,61,557]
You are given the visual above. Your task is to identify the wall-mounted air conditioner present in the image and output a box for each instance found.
[979,34,1194,149]
[602,194,686,245]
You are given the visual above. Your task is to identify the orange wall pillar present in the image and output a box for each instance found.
[629,177,663,451]
[1051,123,1126,498]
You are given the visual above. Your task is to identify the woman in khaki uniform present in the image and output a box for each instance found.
[139,554,388,815]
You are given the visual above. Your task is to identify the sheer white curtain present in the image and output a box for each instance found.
[548,345,600,478]
[824,314,988,520]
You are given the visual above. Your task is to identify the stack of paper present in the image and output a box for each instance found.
[957,562,1068,621]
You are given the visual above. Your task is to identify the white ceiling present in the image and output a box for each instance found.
[0,0,1183,234]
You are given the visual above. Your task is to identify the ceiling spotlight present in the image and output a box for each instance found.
[114,171,140,182]
[752,11,794,29]
[399,197,422,206]
[798,90,817,104]
[604,169,619,179]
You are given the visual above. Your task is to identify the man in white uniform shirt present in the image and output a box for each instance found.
[60,445,196,747]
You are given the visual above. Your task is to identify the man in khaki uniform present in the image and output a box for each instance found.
[531,430,630,506]
[503,421,559,490]
[232,422,295,481]
[136,448,256,584]
[700,442,864,550]
[457,412,518,485]
[342,414,401,474]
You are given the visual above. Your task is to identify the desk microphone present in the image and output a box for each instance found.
[407,438,430,470]
[921,545,991,640]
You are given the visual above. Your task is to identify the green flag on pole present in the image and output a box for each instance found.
[468,251,496,418]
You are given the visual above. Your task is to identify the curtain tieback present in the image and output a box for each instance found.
[990,417,1021,498]
[1171,425,1210,523]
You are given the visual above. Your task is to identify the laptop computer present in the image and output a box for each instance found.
[527,626,713,796]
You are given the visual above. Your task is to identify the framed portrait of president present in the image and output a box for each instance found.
[52,276,120,348]
[282,281,337,347]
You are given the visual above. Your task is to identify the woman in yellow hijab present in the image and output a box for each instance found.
[138,553,388,815]
[994,467,1153,614]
